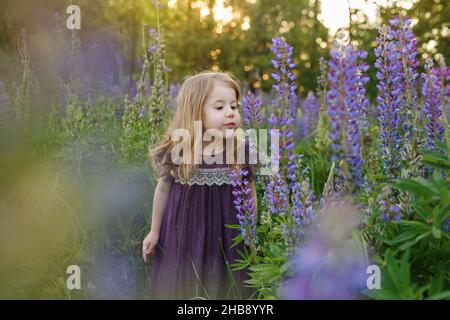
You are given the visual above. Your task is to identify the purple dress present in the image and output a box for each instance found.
[149,145,255,300]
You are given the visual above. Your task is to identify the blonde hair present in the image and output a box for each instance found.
[148,71,242,181]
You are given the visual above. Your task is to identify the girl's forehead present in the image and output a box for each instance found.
[207,83,237,101]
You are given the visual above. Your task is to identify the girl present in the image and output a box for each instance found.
[142,71,258,299]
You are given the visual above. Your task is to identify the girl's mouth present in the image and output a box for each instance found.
[224,122,235,128]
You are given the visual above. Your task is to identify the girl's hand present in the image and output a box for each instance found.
[142,230,159,263]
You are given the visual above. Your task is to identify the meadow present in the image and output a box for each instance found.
[0,3,449,300]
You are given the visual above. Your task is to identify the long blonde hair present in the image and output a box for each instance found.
[148,71,242,181]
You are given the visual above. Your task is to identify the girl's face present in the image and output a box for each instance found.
[203,82,241,135]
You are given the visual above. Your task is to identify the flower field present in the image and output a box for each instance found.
[0,1,449,300]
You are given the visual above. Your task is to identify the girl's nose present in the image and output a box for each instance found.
[226,108,235,118]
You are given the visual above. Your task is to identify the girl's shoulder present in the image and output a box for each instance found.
[155,149,176,183]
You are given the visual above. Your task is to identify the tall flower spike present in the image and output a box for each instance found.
[266,171,288,215]
[422,58,445,151]
[389,16,420,143]
[327,44,346,166]
[271,36,297,103]
[302,92,320,138]
[374,25,403,181]
[230,168,258,249]
[343,46,366,188]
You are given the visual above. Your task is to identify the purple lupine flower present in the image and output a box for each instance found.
[148,45,159,54]
[422,59,445,150]
[343,46,366,187]
[302,92,320,137]
[149,28,158,40]
[139,106,147,118]
[389,16,421,144]
[379,198,401,222]
[230,167,257,248]
[270,36,297,103]
[266,171,288,214]
[432,63,450,107]
[444,218,450,232]
[374,25,403,181]
[355,53,370,134]
[168,83,180,111]
[290,165,316,234]
[270,35,297,187]
[242,91,262,128]
[282,200,367,299]
[326,44,367,187]
[127,77,137,99]
[327,45,346,165]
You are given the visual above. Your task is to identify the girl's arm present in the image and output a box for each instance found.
[142,177,173,262]
[150,177,173,234]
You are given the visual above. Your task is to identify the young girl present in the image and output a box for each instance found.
[142,71,258,299]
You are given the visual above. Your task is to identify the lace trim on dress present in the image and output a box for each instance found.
[175,167,232,186]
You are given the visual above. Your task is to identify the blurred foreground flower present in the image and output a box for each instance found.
[282,199,368,300]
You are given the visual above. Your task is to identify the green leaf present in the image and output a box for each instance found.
[230,233,243,248]
[398,220,431,231]
[390,229,423,244]
[395,179,435,197]
[432,226,442,239]
[224,224,241,230]
[398,232,431,251]
[426,291,450,300]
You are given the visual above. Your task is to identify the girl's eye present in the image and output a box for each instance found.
[215,106,223,110]
[231,104,238,110]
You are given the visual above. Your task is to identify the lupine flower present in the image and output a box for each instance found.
[374,25,403,181]
[148,45,159,54]
[282,200,367,299]
[139,106,147,118]
[127,77,137,98]
[302,92,320,137]
[390,16,419,129]
[444,218,450,232]
[327,45,346,164]
[269,37,298,176]
[289,164,316,235]
[149,28,158,40]
[266,171,288,214]
[270,36,297,102]
[230,167,257,249]
[378,186,401,222]
[168,83,180,111]
[327,44,367,187]
[422,59,445,150]
[433,61,450,107]
[379,199,401,222]
[343,46,367,187]
[242,91,262,128]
